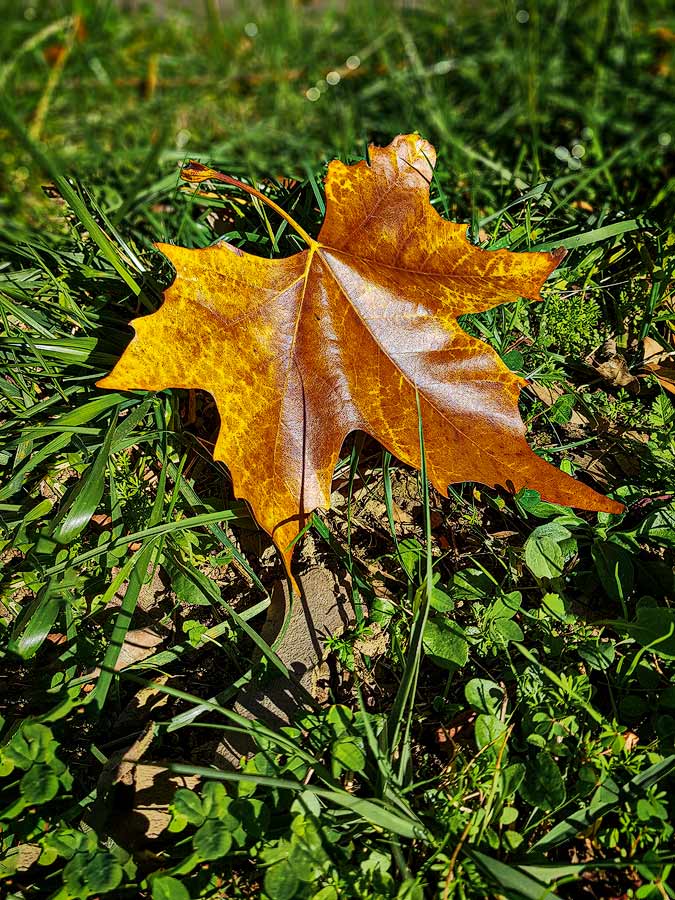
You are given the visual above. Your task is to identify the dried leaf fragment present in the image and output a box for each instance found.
[98,134,622,574]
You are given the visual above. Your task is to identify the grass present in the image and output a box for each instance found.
[1,1,675,898]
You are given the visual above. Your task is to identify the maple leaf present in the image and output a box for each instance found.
[98,134,623,575]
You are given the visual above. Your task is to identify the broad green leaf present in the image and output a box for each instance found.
[474,714,508,757]
[490,591,521,620]
[578,639,616,671]
[331,736,366,773]
[164,554,220,607]
[491,617,524,644]
[10,580,61,660]
[465,678,503,715]
[429,587,454,612]
[635,505,675,548]
[84,853,124,894]
[516,488,573,519]
[592,539,634,603]
[398,537,424,580]
[326,704,353,735]
[524,522,576,579]
[500,763,526,798]
[423,618,469,669]
[623,607,675,659]
[452,567,495,599]
[192,819,232,860]
[312,888,338,900]
[152,875,192,900]
[172,789,204,826]
[265,861,300,900]
[397,879,424,900]
[201,781,230,819]
[520,752,566,811]
[4,723,56,767]
[20,765,59,804]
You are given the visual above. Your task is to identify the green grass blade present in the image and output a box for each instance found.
[169,763,430,841]
[51,408,119,544]
[467,850,563,900]
[0,102,142,295]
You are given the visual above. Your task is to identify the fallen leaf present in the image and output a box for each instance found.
[98,134,622,574]
[595,355,639,390]
[623,731,639,753]
[114,676,170,732]
[122,764,200,841]
[648,367,675,395]
[642,336,675,394]
[115,722,157,786]
[652,26,675,42]
[92,723,200,846]
[642,336,674,366]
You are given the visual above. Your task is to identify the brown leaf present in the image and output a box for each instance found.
[649,367,675,395]
[98,134,622,576]
[94,723,200,846]
[15,843,42,872]
[642,336,675,394]
[90,628,165,679]
[623,731,639,753]
[642,335,674,367]
[595,355,639,389]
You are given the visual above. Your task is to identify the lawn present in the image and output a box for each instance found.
[1,1,675,898]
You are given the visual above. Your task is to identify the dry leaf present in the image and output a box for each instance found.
[99,134,622,574]
[91,628,164,679]
[642,336,675,395]
[595,355,639,390]
[120,764,200,841]
[642,336,674,366]
[648,367,675,395]
[623,731,640,753]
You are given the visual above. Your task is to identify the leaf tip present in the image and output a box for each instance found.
[602,497,626,516]
[180,160,220,184]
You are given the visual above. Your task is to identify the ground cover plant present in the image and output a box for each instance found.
[1,1,675,898]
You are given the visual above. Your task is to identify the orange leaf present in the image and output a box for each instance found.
[98,134,622,575]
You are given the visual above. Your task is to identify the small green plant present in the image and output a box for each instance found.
[540,290,603,356]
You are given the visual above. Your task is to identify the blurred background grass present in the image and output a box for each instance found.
[1,0,673,230]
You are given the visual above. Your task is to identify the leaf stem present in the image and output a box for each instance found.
[181,160,316,248]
